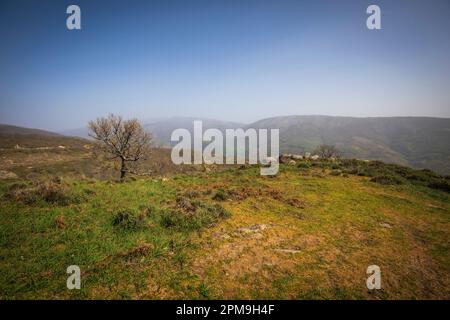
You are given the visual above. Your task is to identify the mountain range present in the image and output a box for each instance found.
[2,115,449,174]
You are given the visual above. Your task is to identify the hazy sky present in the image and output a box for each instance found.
[1,0,449,130]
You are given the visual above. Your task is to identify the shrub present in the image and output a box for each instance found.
[160,200,231,230]
[198,283,210,298]
[329,170,342,176]
[427,179,450,193]
[297,162,311,169]
[112,210,146,231]
[159,209,184,229]
[370,175,403,185]
[357,168,376,177]
[142,205,157,217]
[176,196,197,211]
[35,181,71,204]
[331,159,449,192]
[212,188,228,201]
[3,180,73,205]
[183,190,200,198]
[286,197,305,208]
[4,183,37,204]
[55,215,66,229]
[5,182,28,192]
[83,188,96,195]
[342,168,358,175]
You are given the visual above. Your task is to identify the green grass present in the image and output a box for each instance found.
[0,161,449,299]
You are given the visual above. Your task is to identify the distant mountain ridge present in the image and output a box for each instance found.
[0,124,62,137]
[247,116,450,175]
[137,116,450,174]
[11,115,450,174]
[143,117,244,147]
[0,124,89,149]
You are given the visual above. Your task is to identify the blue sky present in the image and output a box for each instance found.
[0,0,449,130]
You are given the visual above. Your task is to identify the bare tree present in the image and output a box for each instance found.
[88,114,152,181]
[314,144,340,159]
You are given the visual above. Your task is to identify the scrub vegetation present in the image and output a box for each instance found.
[1,151,449,299]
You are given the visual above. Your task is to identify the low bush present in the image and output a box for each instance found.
[112,210,146,231]
[35,181,71,204]
[3,180,74,205]
[160,199,231,230]
[297,162,311,169]
[370,175,404,185]
[212,188,228,201]
[427,179,450,193]
[329,170,342,176]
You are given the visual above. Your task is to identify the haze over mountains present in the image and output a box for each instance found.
[251,116,450,175]
[0,124,88,149]
[2,115,450,175]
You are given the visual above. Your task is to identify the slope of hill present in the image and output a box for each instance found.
[56,115,450,174]
[0,123,449,298]
[0,124,90,149]
[58,127,91,139]
[0,160,449,299]
[0,124,61,136]
[248,116,450,175]
[143,117,244,147]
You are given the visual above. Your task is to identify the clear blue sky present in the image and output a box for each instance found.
[0,0,449,130]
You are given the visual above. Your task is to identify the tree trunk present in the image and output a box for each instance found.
[120,158,126,181]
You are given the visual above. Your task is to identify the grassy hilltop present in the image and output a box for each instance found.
[1,153,449,299]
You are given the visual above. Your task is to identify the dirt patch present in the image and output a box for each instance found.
[286,197,306,208]
[0,170,18,179]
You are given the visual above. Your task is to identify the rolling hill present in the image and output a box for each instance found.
[0,124,90,149]
[143,117,244,147]
[131,116,450,175]
[1,122,449,299]
[1,159,449,299]
[21,114,450,175]
[247,116,450,175]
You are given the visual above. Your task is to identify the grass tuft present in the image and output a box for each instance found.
[112,209,146,231]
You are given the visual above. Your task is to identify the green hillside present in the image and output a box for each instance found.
[249,116,450,175]
[117,116,450,175]
[1,159,449,299]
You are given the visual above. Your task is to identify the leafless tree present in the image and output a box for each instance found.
[314,144,340,159]
[88,114,152,181]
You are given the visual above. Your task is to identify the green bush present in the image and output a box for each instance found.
[4,180,74,205]
[112,210,146,231]
[336,159,450,192]
[297,162,311,169]
[356,168,376,177]
[329,170,342,176]
[370,175,404,185]
[160,200,231,230]
[35,181,71,204]
[160,209,183,228]
[212,188,228,201]
[427,179,450,193]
